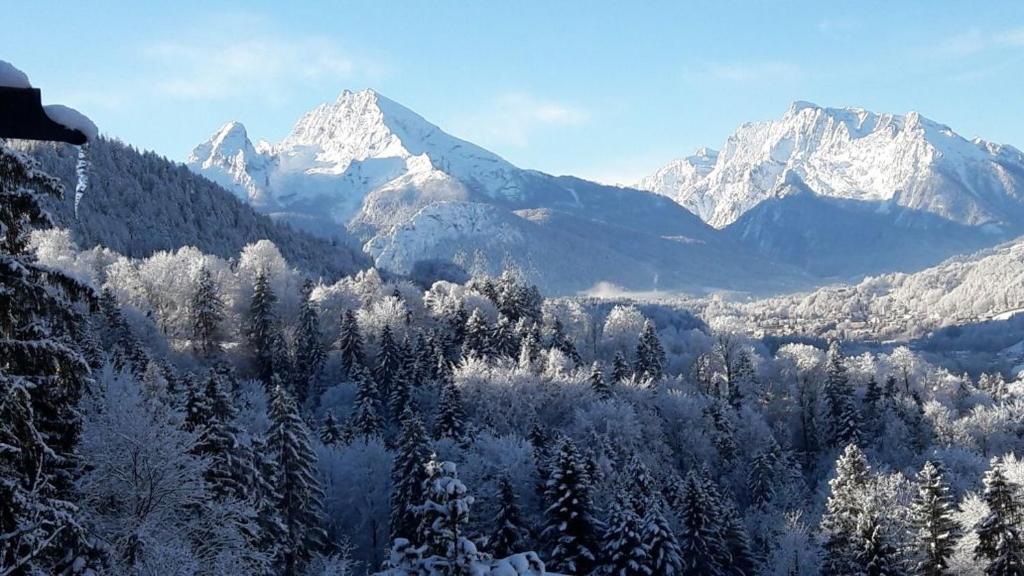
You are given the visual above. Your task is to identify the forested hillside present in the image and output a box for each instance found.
[14,138,369,278]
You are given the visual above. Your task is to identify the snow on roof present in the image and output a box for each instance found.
[44,104,98,141]
[0,60,32,89]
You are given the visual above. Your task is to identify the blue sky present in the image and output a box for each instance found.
[5,1,1024,183]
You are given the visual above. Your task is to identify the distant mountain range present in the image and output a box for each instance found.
[187,90,807,294]
[34,93,1012,295]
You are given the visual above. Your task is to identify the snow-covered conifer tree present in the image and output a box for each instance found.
[293,279,326,405]
[634,320,666,382]
[390,408,430,541]
[823,341,859,447]
[336,309,365,377]
[910,461,960,576]
[542,437,601,575]
[490,476,529,559]
[434,370,465,441]
[820,443,872,575]
[190,266,225,358]
[267,383,326,575]
[590,361,612,400]
[974,458,1024,576]
[601,494,649,576]
[246,271,280,385]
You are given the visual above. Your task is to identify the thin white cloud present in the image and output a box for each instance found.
[454,93,589,148]
[928,26,1024,58]
[816,18,861,38]
[683,60,803,83]
[139,17,383,103]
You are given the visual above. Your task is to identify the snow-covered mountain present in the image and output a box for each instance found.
[189,90,807,294]
[638,101,1024,230]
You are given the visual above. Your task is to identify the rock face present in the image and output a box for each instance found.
[638,101,1024,230]
[188,89,808,295]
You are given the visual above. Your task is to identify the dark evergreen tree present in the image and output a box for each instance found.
[714,486,758,576]
[601,494,649,576]
[348,365,384,442]
[336,309,365,377]
[181,372,211,433]
[820,443,872,576]
[748,442,780,508]
[388,337,414,422]
[434,370,465,441]
[318,411,342,447]
[246,271,279,385]
[461,308,492,360]
[612,351,631,384]
[390,408,430,541]
[642,501,684,576]
[374,324,401,402]
[857,514,899,576]
[491,314,520,359]
[823,341,859,447]
[727,349,756,409]
[542,438,601,575]
[189,266,224,358]
[634,320,666,382]
[706,402,738,463]
[975,458,1024,576]
[911,461,960,576]
[195,372,247,500]
[491,476,529,559]
[267,382,326,575]
[675,472,727,576]
[446,304,470,354]
[548,318,581,367]
[590,361,612,400]
[293,279,326,406]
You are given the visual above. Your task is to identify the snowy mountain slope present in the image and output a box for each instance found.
[638,101,1024,229]
[18,138,369,277]
[367,201,808,294]
[635,147,717,207]
[724,172,1005,278]
[188,89,801,294]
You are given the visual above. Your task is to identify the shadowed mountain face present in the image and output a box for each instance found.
[724,174,1010,279]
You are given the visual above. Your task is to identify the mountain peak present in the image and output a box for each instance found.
[639,102,1024,228]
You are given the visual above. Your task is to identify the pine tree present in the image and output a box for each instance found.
[190,266,225,358]
[549,318,581,367]
[634,320,666,382]
[267,383,326,575]
[491,314,520,359]
[701,472,756,576]
[602,494,650,576]
[388,337,414,422]
[246,271,280,385]
[642,501,684,576]
[491,476,529,559]
[319,411,342,446]
[911,461,960,576]
[975,458,1024,576]
[590,361,612,400]
[820,443,872,576]
[414,457,483,572]
[195,371,247,500]
[461,308,492,360]
[374,324,401,402]
[336,309,365,377]
[823,341,859,447]
[857,514,899,576]
[293,279,326,406]
[434,370,466,441]
[390,407,430,542]
[748,442,780,508]
[348,365,384,441]
[543,438,601,575]
[675,472,727,576]
[706,402,738,463]
[727,349,756,409]
[612,351,631,384]
[182,372,212,433]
